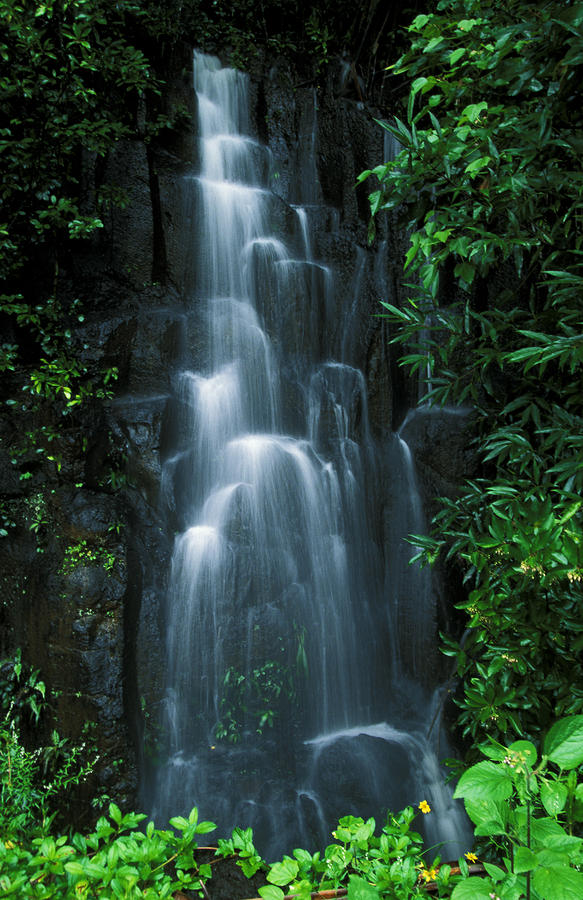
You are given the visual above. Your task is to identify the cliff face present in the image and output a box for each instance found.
[0,46,473,816]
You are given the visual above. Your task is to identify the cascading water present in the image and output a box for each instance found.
[150,51,469,860]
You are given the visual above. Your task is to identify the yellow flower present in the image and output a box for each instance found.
[418,800,431,814]
[465,851,478,863]
[419,866,439,883]
[4,841,15,849]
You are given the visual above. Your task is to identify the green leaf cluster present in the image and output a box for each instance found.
[452,716,583,900]
[0,803,215,898]
[258,806,450,900]
[0,0,165,470]
[0,0,158,286]
[214,659,296,744]
[363,0,583,749]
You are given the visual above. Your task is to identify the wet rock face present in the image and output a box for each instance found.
[399,406,478,516]
[1,47,472,820]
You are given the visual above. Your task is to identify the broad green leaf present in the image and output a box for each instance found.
[465,796,508,833]
[454,261,476,285]
[544,716,583,769]
[409,13,430,31]
[530,817,583,852]
[64,861,86,876]
[537,849,574,867]
[451,877,495,899]
[109,803,122,826]
[532,864,583,900]
[369,190,382,217]
[450,47,466,65]
[424,36,445,53]
[457,19,481,32]
[464,156,491,176]
[454,761,513,803]
[347,874,380,899]
[483,862,505,882]
[460,101,488,123]
[267,858,299,886]
[259,887,284,900]
[412,76,428,94]
[514,846,537,873]
[540,779,568,816]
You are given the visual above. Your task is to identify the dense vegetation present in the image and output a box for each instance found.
[2,0,583,897]
[362,0,583,754]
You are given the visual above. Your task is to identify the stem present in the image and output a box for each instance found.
[244,892,347,900]
[150,851,178,874]
[199,878,211,899]
[526,796,531,900]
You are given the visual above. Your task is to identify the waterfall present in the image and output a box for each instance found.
[149,51,469,861]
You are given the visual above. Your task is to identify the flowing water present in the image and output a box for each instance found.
[150,51,469,860]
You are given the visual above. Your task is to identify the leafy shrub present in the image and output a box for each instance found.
[360,0,583,752]
[0,805,215,899]
[451,715,583,900]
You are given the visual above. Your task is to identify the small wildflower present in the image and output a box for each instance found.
[4,840,15,849]
[419,866,439,883]
[418,800,431,814]
[465,851,478,863]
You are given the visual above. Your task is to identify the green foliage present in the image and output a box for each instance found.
[251,717,583,899]
[0,804,215,898]
[0,0,157,286]
[1,710,95,840]
[216,825,264,878]
[452,716,583,900]
[60,539,116,576]
[0,651,99,837]
[362,0,583,751]
[257,806,445,900]
[214,659,295,743]
[0,0,156,499]
[306,11,330,74]
[0,649,46,727]
[1,718,44,837]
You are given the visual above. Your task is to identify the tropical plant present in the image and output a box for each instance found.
[360,0,583,752]
[0,804,215,898]
[0,0,160,414]
[257,803,454,900]
[451,715,583,900]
